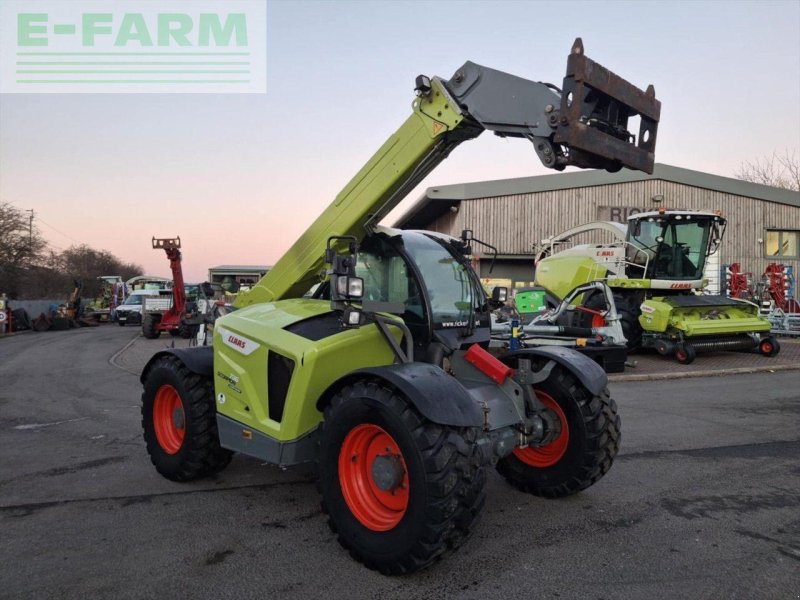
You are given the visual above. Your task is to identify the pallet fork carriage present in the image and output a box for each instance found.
[140,39,657,573]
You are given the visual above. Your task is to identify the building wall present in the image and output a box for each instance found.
[434,180,799,290]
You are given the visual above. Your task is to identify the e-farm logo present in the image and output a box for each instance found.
[0,1,266,93]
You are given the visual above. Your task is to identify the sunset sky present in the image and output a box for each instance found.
[1,0,798,282]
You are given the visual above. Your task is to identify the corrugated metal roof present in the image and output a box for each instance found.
[208,265,271,271]
[395,163,799,228]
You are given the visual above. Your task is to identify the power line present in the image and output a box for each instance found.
[35,216,82,245]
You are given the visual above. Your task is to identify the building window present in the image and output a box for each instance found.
[766,230,799,258]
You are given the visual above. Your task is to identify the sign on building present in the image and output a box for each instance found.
[597,206,647,222]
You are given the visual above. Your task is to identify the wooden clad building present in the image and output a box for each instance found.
[395,164,800,295]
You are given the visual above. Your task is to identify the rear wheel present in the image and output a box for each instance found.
[142,315,161,339]
[318,381,486,574]
[141,355,232,481]
[759,336,780,357]
[496,367,620,498]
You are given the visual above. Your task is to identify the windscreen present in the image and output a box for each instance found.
[631,216,711,280]
[401,234,474,327]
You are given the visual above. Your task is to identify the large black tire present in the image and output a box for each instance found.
[496,367,620,498]
[613,294,643,351]
[141,355,232,481]
[142,315,160,339]
[178,322,200,339]
[575,291,609,329]
[317,381,486,575]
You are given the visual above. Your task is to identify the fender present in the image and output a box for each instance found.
[502,346,608,396]
[139,346,213,383]
[319,362,484,428]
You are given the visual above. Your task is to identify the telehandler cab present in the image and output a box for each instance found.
[140,39,659,573]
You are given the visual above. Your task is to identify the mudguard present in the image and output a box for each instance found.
[325,362,485,428]
[139,346,213,383]
[502,346,608,397]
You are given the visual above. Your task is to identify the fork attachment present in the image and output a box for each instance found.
[554,38,661,173]
[152,237,181,251]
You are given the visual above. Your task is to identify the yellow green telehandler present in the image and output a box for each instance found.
[140,39,659,573]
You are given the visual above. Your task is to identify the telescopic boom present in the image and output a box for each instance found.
[236,38,660,307]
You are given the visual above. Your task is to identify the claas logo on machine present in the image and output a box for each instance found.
[228,335,246,349]
[670,283,692,289]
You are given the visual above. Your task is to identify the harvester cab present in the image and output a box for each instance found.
[624,210,726,287]
[535,210,778,364]
[139,39,656,574]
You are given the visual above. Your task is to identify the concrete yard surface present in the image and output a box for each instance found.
[0,326,798,599]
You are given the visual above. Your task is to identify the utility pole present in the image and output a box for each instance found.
[26,209,33,249]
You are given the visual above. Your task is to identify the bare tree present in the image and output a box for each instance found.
[0,201,47,297]
[735,149,800,191]
[1,202,144,299]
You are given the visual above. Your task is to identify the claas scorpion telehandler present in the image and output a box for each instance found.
[140,39,659,573]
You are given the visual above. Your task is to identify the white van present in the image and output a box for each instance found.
[116,289,162,326]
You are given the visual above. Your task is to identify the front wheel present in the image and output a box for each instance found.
[496,368,620,498]
[317,381,486,574]
[141,355,232,481]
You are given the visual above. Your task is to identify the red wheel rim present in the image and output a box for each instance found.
[761,341,773,354]
[513,390,569,468]
[153,384,185,455]
[676,350,687,362]
[338,424,409,531]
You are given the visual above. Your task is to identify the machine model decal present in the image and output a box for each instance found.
[640,304,656,314]
[217,371,242,394]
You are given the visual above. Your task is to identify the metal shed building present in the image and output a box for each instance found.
[395,163,800,294]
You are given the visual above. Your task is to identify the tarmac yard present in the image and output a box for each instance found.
[1,327,798,599]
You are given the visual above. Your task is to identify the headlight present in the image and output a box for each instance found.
[336,276,364,299]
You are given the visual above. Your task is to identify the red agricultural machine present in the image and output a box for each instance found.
[141,237,199,339]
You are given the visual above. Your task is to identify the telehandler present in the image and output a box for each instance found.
[140,39,658,573]
[535,209,778,363]
[142,237,200,339]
